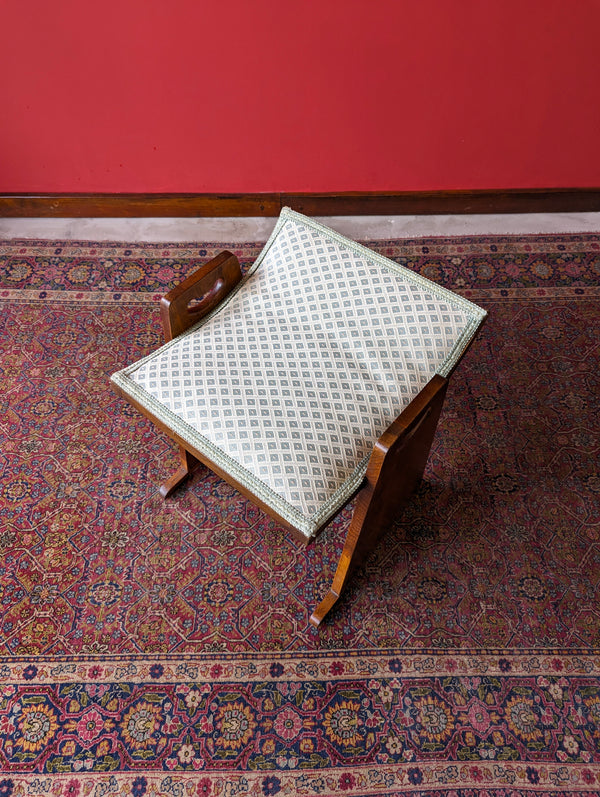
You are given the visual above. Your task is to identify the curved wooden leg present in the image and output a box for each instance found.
[310,376,449,627]
[159,446,198,498]
[310,496,380,627]
[310,530,362,627]
[310,578,345,627]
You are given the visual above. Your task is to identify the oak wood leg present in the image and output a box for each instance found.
[159,446,199,499]
[310,376,449,627]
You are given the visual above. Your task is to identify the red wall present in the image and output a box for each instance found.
[2,0,599,193]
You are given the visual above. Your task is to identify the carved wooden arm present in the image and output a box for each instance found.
[160,251,242,342]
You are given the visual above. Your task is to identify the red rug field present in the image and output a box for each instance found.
[0,233,599,795]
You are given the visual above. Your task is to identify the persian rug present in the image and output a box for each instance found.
[0,232,599,796]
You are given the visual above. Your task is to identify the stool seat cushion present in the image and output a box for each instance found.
[111,209,486,538]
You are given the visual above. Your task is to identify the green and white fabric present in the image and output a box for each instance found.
[111,208,486,538]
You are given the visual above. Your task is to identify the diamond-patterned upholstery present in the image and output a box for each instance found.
[111,209,486,538]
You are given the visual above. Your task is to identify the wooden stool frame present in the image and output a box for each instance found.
[111,250,483,626]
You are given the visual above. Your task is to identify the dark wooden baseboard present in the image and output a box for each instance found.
[0,193,280,218]
[1,189,600,217]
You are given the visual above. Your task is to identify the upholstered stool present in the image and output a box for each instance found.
[111,208,486,624]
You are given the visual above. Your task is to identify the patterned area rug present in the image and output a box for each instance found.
[1,234,599,795]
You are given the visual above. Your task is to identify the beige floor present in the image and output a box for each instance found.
[1,213,600,242]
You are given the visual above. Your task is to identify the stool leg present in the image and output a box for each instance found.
[310,376,448,627]
[159,446,198,498]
